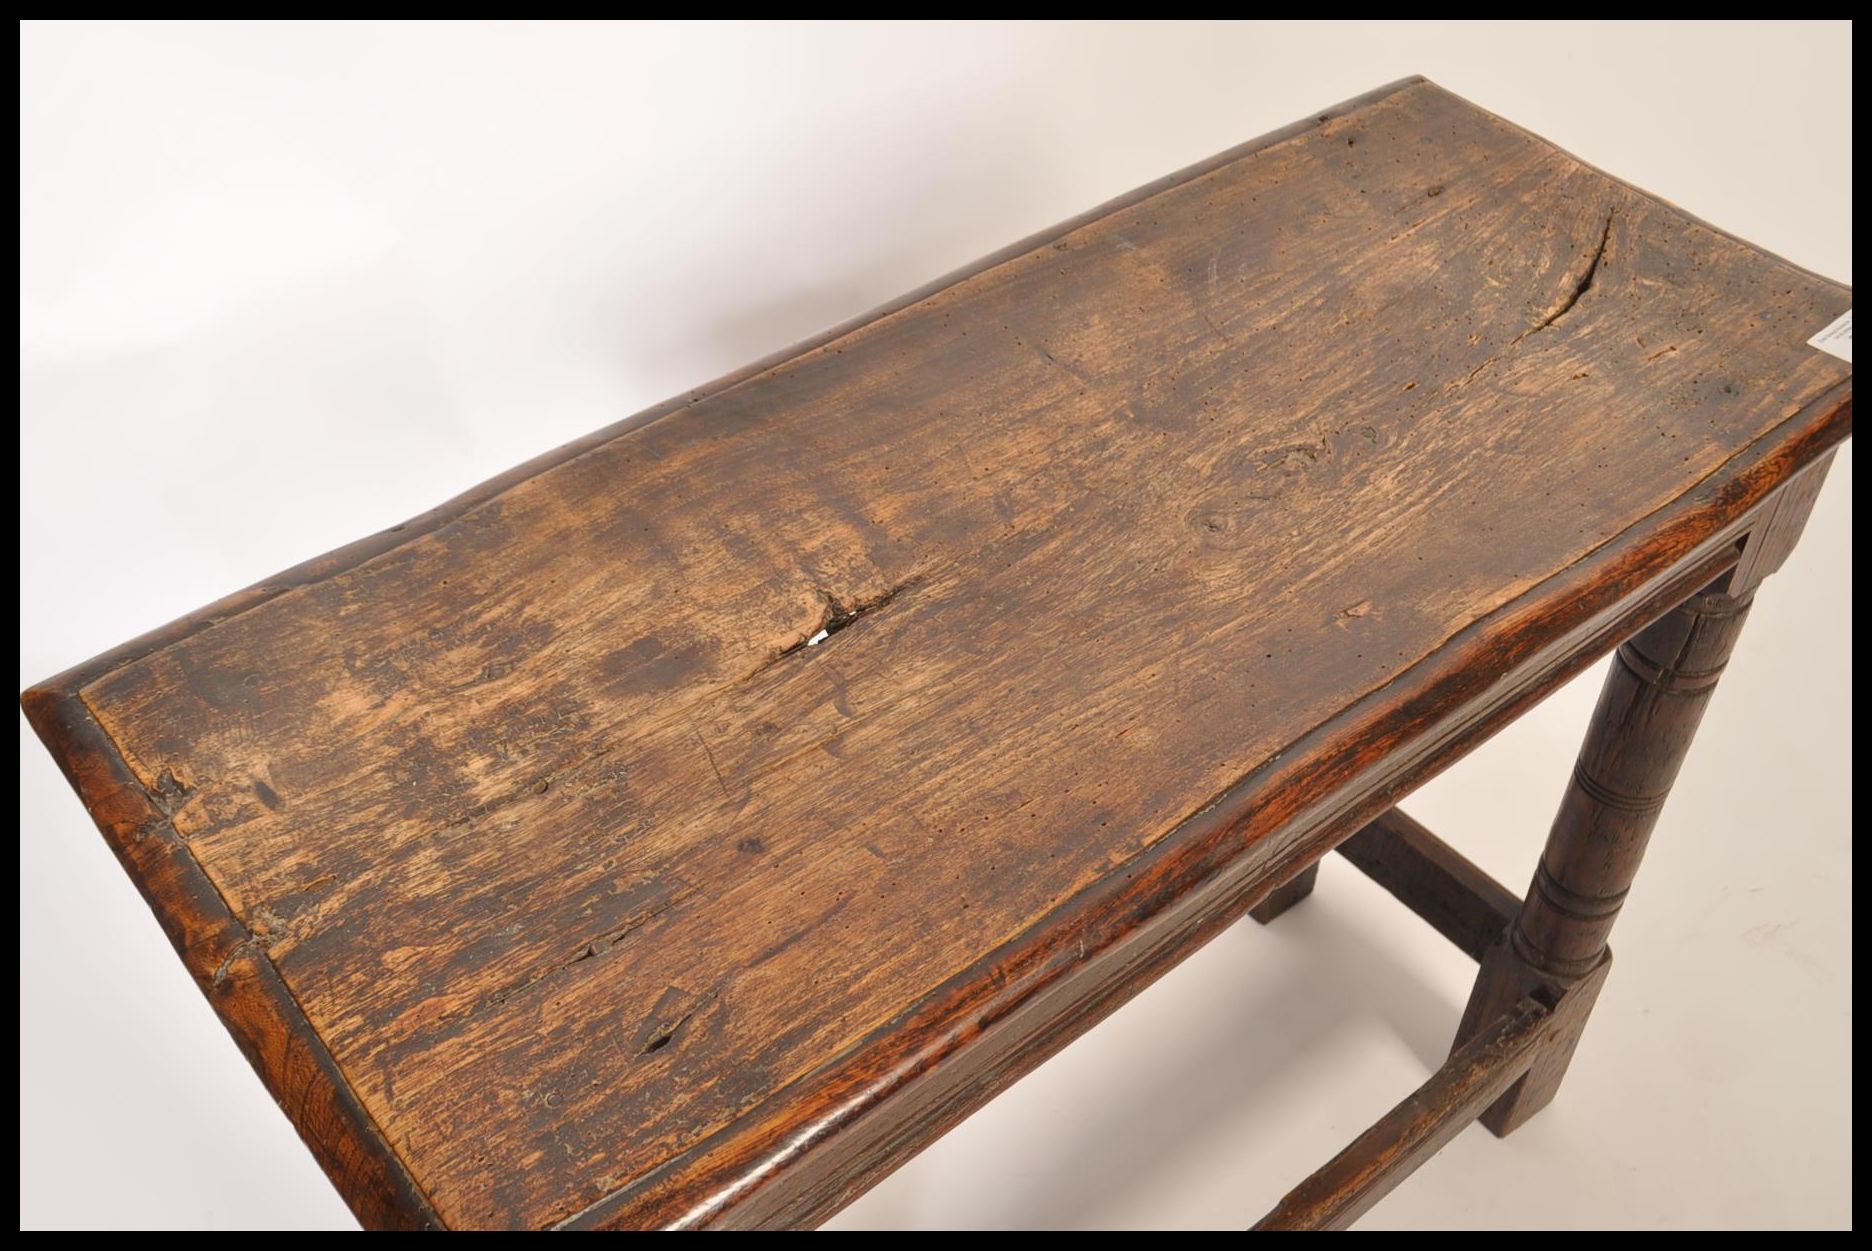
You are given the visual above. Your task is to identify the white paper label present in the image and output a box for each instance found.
[1807,309,1852,363]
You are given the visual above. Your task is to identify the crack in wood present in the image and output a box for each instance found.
[1522,208,1615,339]
[746,576,922,680]
[1449,207,1620,394]
[641,1013,691,1055]
[632,986,718,1060]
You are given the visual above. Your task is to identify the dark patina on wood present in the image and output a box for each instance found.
[22,77,1850,1229]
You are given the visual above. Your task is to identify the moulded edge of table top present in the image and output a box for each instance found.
[21,74,1852,1229]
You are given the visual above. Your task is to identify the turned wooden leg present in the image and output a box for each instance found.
[1250,862,1319,924]
[1457,453,1834,1135]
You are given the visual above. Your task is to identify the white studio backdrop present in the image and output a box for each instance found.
[20,21,1852,1231]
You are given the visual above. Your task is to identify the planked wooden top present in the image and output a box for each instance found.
[23,77,1851,1229]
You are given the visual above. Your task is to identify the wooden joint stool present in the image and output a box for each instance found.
[22,77,1851,1229]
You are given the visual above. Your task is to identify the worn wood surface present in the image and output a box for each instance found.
[22,76,1851,1229]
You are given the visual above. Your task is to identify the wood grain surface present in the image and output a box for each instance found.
[22,77,1851,1229]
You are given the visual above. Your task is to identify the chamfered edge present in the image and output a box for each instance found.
[19,70,1851,1228]
[19,685,446,1230]
[561,380,1849,1229]
[18,70,1433,1231]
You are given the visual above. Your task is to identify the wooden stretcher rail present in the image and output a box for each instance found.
[1249,804,1606,1230]
[20,73,1849,1228]
[1336,808,1522,962]
[1253,995,1552,1230]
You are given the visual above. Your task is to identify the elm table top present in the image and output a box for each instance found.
[23,77,1851,1229]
